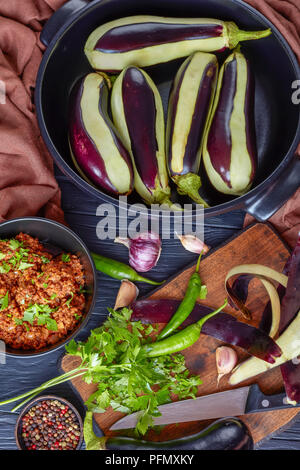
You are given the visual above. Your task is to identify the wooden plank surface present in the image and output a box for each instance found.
[62,222,298,445]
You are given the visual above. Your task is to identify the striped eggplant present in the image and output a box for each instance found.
[202,47,257,195]
[84,15,271,72]
[111,66,174,207]
[166,52,218,207]
[69,73,134,196]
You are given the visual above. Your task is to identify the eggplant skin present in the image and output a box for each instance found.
[85,15,271,72]
[69,73,134,196]
[167,52,218,180]
[105,418,253,450]
[111,66,172,206]
[202,48,257,195]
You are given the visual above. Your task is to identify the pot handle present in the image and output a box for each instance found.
[245,154,300,222]
[40,0,91,47]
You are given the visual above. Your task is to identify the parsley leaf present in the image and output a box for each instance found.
[0,291,9,311]
[65,292,74,308]
[19,261,34,271]
[9,239,21,250]
[18,303,58,331]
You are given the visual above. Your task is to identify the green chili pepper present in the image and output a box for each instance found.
[144,298,228,357]
[157,254,203,340]
[91,252,163,286]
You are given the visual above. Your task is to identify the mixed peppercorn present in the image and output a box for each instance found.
[20,399,81,450]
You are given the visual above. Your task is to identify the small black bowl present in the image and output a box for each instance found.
[0,217,97,358]
[15,395,84,450]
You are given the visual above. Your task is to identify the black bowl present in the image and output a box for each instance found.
[0,217,97,358]
[15,395,84,450]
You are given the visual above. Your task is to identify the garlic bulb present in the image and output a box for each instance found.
[216,346,238,384]
[115,232,161,272]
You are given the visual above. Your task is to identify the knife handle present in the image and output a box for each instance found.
[245,384,297,414]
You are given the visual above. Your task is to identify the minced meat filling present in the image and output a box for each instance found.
[0,233,85,350]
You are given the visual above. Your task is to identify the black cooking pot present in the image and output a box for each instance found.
[35,0,300,221]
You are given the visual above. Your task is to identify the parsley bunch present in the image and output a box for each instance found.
[0,308,202,435]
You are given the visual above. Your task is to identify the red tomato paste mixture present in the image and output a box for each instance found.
[0,233,85,350]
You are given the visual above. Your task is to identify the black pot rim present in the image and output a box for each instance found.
[0,216,97,358]
[14,394,84,450]
[35,0,300,216]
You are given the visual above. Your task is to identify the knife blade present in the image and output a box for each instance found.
[109,384,297,430]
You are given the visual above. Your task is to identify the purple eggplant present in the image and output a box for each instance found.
[69,73,134,196]
[84,15,271,72]
[203,47,257,195]
[130,299,282,363]
[166,52,218,207]
[278,237,300,403]
[111,66,174,207]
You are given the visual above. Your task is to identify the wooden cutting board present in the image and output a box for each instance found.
[61,222,298,445]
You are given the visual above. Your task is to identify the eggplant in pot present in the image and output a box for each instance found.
[202,47,257,196]
[166,52,218,207]
[85,15,270,72]
[69,72,134,196]
[111,66,175,207]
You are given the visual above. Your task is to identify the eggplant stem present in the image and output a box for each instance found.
[227,22,272,48]
[174,173,210,208]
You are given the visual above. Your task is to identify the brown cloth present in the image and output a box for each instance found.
[243,0,300,248]
[0,0,66,223]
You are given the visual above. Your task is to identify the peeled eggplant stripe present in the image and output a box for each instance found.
[225,264,288,337]
[229,309,300,385]
[259,277,281,338]
[85,15,271,71]
[229,239,300,389]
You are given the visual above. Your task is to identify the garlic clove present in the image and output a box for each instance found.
[114,279,139,310]
[176,233,210,255]
[216,346,238,385]
[115,232,162,273]
[114,237,130,248]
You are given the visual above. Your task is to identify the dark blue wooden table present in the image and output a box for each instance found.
[0,166,299,450]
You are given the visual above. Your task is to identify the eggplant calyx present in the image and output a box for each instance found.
[145,187,181,211]
[226,21,272,49]
[174,173,210,208]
